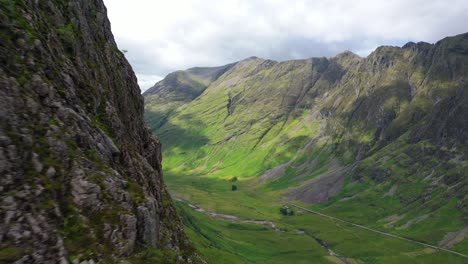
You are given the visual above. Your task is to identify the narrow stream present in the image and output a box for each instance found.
[174,197,349,263]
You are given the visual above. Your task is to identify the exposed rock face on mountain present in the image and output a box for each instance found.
[144,33,468,250]
[0,1,201,263]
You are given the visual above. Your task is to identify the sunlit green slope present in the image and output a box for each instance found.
[144,33,468,260]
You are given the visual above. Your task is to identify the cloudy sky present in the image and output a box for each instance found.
[103,0,468,92]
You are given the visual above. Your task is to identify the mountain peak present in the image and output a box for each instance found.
[335,50,360,58]
[241,55,262,61]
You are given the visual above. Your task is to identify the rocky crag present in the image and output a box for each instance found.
[0,0,202,263]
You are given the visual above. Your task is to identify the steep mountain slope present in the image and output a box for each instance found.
[144,63,236,130]
[144,33,468,254]
[0,1,202,263]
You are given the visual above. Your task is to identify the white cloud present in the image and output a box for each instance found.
[104,0,468,90]
[136,74,163,92]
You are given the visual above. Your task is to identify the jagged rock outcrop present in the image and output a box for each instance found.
[0,0,202,263]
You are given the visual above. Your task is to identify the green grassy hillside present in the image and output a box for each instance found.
[144,33,468,262]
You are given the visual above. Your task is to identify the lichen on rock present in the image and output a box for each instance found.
[0,0,202,263]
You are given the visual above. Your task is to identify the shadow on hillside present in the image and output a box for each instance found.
[144,110,210,151]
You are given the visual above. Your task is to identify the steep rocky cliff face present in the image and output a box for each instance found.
[0,1,201,263]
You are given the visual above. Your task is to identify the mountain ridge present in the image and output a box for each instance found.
[145,33,466,97]
[144,32,468,257]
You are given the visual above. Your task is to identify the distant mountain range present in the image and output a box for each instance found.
[144,33,468,255]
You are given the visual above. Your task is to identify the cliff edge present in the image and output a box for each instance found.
[0,0,201,263]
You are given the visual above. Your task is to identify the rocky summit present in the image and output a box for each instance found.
[0,1,202,263]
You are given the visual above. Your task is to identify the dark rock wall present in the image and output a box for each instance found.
[0,0,199,263]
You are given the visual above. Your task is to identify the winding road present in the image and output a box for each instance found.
[174,197,350,263]
[290,204,468,259]
[174,196,468,261]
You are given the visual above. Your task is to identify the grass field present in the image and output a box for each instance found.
[176,202,334,264]
[165,173,468,263]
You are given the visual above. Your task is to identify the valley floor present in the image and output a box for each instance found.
[166,173,468,264]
